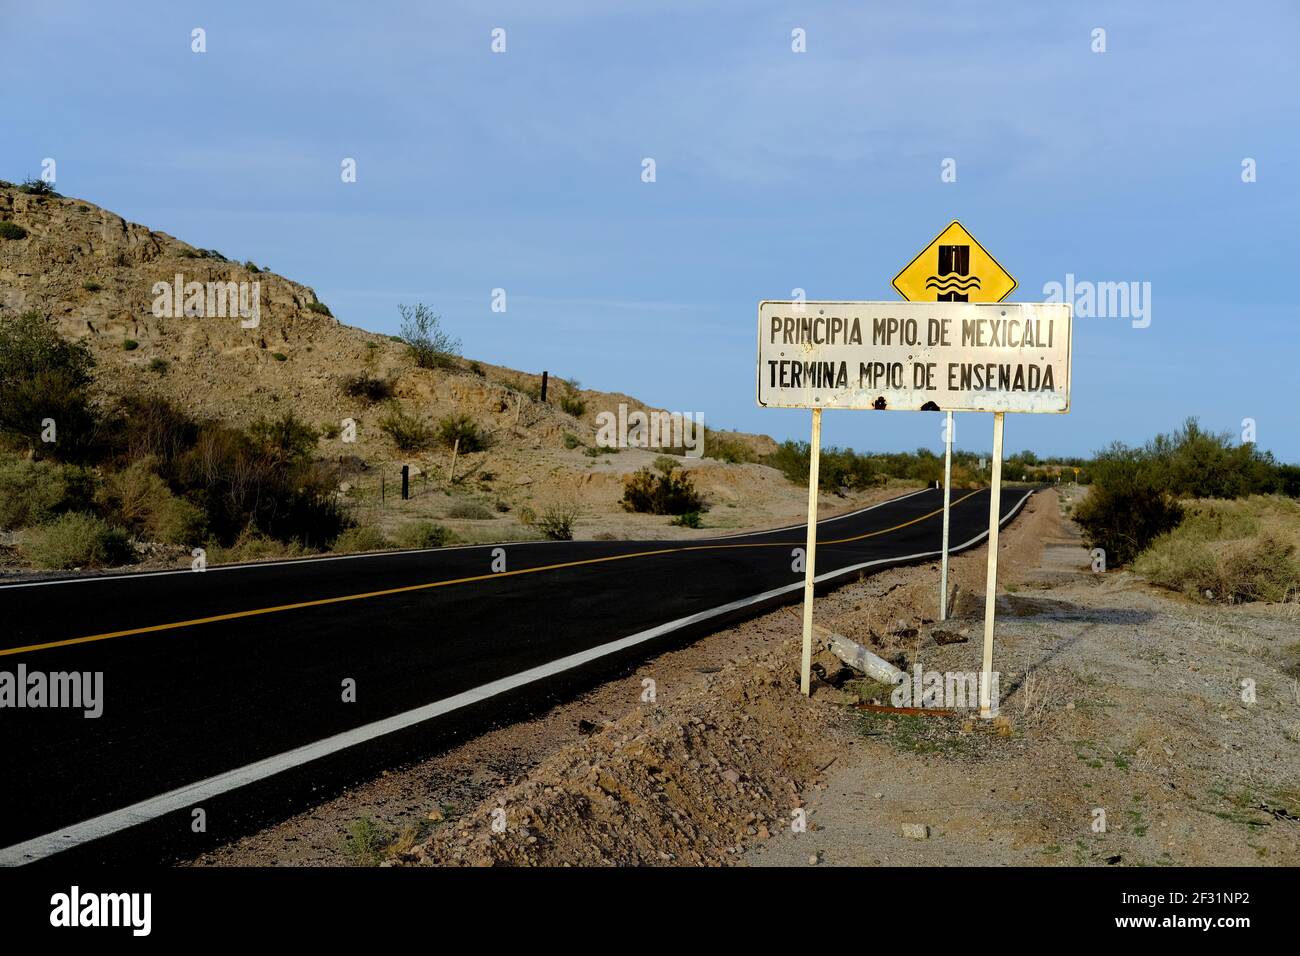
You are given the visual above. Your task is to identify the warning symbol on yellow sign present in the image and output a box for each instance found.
[892,220,1017,303]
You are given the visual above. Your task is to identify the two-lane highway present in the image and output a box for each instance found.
[0,484,1033,864]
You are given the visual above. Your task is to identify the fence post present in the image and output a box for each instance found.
[540,371,549,403]
[401,464,410,501]
[447,438,460,486]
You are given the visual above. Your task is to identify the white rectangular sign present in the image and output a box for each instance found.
[756,300,1071,414]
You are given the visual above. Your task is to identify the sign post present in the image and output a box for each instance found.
[757,295,1071,704]
[799,408,823,696]
[980,411,1005,717]
[940,411,953,620]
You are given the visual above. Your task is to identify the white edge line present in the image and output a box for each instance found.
[0,489,1031,866]
[0,487,937,590]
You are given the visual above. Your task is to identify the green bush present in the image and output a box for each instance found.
[148,357,168,375]
[1134,499,1300,603]
[559,395,586,417]
[447,500,493,520]
[621,467,704,515]
[342,373,392,403]
[393,521,453,549]
[0,222,28,240]
[332,526,389,553]
[672,511,702,528]
[398,303,460,369]
[766,440,879,492]
[562,432,582,450]
[307,300,332,317]
[435,414,488,452]
[1073,450,1184,566]
[704,430,757,464]
[96,458,206,545]
[0,311,99,461]
[0,456,96,529]
[18,178,59,197]
[270,351,287,362]
[21,512,133,569]
[82,281,103,292]
[536,500,580,540]
[378,402,432,451]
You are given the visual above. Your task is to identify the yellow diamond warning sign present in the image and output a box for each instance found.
[892,220,1017,303]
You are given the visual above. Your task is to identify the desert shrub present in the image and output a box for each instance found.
[108,394,198,467]
[447,500,493,520]
[21,512,133,569]
[248,412,318,466]
[0,222,27,240]
[517,504,536,526]
[559,395,586,417]
[435,414,488,452]
[398,303,460,369]
[562,432,582,450]
[672,511,702,529]
[0,311,99,460]
[620,467,704,515]
[122,339,139,351]
[205,529,308,564]
[378,402,432,452]
[148,358,168,374]
[467,361,485,376]
[342,373,393,403]
[393,521,453,549]
[343,816,395,866]
[82,281,103,292]
[332,526,389,553]
[1073,449,1184,566]
[536,500,580,540]
[1134,499,1300,603]
[96,458,206,545]
[0,456,96,529]
[307,300,332,317]
[175,422,345,548]
[653,455,680,474]
[18,178,59,197]
[704,430,758,464]
[270,352,287,362]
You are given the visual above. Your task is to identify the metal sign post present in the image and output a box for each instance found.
[939,410,953,620]
[980,411,1006,717]
[799,408,823,696]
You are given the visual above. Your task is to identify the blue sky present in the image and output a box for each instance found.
[3,1,1298,460]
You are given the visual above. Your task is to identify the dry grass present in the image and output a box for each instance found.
[1134,496,1300,604]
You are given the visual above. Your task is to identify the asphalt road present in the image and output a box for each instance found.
[0,484,1033,864]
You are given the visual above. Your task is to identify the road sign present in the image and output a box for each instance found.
[756,300,1072,413]
[892,220,1017,304]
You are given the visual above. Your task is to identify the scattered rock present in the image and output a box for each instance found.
[901,823,930,840]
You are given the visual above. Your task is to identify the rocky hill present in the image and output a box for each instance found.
[0,182,853,545]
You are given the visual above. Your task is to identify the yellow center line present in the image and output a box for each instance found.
[1,489,982,658]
